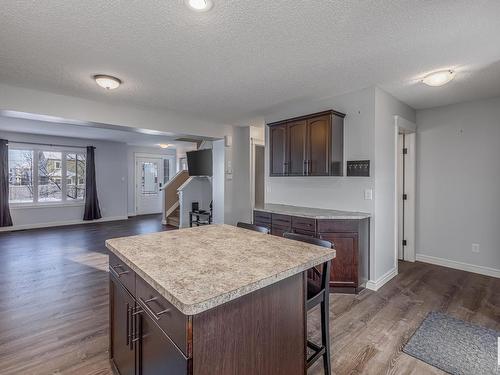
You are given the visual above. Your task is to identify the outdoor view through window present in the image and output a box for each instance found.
[8,147,86,204]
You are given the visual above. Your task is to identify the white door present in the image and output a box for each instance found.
[136,157,163,215]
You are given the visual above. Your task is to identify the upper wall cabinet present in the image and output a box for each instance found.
[268,110,345,177]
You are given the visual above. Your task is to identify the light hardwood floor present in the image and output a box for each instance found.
[0,216,498,374]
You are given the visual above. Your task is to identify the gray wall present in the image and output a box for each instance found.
[374,88,416,279]
[263,86,416,283]
[416,96,500,273]
[0,130,128,228]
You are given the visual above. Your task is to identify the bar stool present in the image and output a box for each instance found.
[236,222,270,234]
[283,232,332,374]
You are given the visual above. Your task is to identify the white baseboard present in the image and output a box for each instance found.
[366,267,398,291]
[416,254,500,279]
[0,215,129,232]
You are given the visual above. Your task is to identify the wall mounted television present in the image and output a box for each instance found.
[186,149,213,177]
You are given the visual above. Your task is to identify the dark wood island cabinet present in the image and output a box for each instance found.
[106,225,335,375]
[254,204,370,293]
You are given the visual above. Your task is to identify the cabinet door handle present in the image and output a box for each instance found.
[126,303,130,347]
[111,264,130,277]
[303,160,308,175]
[139,297,171,321]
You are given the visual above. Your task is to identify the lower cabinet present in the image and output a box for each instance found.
[317,232,359,291]
[138,309,188,375]
[110,272,189,375]
[254,210,369,293]
[110,275,135,375]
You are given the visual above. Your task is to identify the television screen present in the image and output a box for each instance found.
[187,149,212,176]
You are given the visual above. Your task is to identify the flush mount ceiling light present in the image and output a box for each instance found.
[94,74,122,90]
[186,0,213,12]
[158,144,172,149]
[422,70,456,87]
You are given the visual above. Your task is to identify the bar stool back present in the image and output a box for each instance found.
[236,222,270,234]
[283,232,332,374]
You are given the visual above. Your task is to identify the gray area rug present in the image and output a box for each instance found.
[403,311,499,374]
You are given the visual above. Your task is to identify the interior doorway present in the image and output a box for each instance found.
[254,144,265,207]
[250,139,265,210]
[135,155,164,215]
[395,118,416,262]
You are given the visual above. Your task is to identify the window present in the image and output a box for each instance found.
[8,146,86,205]
[141,162,158,195]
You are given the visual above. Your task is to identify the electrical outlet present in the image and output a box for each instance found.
[472,243,480,253]
[364,189,373,200]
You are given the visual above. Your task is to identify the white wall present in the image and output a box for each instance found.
[0,83,232,139]
[212,140,225,224]
[230,126,252,224]
[126,146,176,216]
[178,177,212,228]
[373,88,416,280]
[0,130,128,229]
[416,96,500,275]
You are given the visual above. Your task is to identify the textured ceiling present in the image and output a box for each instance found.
[1,1,500,123]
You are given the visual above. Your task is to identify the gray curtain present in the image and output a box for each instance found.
[83,146,102,220]
[0,139,13,227]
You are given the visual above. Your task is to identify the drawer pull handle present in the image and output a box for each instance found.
[139,297,171,320]
[111,264,130,277]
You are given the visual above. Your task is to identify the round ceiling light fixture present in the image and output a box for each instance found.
[94,74,122,90]
[186,0,213,12]
[422,70,456,87]
[158,144,172,149]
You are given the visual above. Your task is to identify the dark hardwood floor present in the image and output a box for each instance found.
[0,216,498,374]
[0,215,173,375]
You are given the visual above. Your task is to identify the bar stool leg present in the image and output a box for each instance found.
[321,292,331,374]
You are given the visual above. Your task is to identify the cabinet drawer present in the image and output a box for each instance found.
[109,253,136,295]
[292,228,316,237]
[136,275,189,356]
[271,213,291,228]
[254,210,271,223]
[317,219,358,233]
[253,220,271,230]
[271,226,289,237]
[292,216,316,232]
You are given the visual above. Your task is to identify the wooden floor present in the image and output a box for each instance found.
[0,216,498,375]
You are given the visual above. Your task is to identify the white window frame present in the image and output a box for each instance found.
[8,144,86,209]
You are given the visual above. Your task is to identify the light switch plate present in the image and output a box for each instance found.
[364,189,373,200]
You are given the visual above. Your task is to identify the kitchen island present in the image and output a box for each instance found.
[105,224,335,375]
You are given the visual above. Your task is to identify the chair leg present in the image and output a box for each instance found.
[320,298,331,374]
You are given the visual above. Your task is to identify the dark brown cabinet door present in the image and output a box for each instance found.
[137,310,187,375]
[287,120,307,175]
[306,115,331,176]
[110,275,136,375]
[269,124,288,176]
[318,232,358,288]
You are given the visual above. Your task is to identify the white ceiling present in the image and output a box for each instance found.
[1,1,500,123]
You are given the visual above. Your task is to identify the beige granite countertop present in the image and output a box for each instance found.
[255,203,371,220]
[105,224,335,315]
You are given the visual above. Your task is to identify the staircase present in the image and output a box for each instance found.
[162,170,189,228]
[166,207,180,227]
